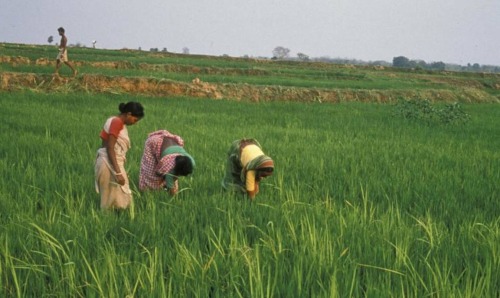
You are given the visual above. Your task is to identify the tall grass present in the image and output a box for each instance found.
[0,91,499,296]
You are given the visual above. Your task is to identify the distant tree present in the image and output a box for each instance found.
[48,36,54,44]
[430,61,446,71]
[272,46,290,59]
[393,56,410,68]
[150,48,159,52]
[162,47,168,52]
[370,60,391,67]
[414,60,427,69]
[407,60,418,69]
[297,52,309,61]
[182,47,190,54]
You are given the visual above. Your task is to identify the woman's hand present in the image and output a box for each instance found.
[115,173,126,185]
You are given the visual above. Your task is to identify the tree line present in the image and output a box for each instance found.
[392,56,500,73]
[271,46,500,74]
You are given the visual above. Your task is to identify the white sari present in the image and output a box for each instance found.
[94,117,132,209]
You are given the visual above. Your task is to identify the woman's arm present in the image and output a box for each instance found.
[106,135,125,185]
[165,177,178,195]
[246,170,258,200]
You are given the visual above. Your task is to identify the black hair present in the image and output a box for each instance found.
[260,167,274,173]
[58,27,65,33]
[173,156,194,176]
[119,102,144,118]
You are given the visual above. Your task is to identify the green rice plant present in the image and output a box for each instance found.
[0,90,499,296]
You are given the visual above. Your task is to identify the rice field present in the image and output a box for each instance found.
[1,89,499,297]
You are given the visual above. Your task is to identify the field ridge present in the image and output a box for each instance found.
[1,44,500,103]
[1,71,496,103]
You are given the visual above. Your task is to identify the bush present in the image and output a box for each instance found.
[394,98,471,125]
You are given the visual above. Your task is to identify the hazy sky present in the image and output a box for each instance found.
[1,0,499,65]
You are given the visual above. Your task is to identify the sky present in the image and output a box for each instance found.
[1,0,499,66]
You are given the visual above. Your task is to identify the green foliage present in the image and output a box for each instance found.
[394,98,471,125]
[0,91,499,297]
[0,42,497,297]
[438,101,472,124]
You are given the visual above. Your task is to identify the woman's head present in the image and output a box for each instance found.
[119,102,144,125]
[173,155,194,177]
[256,159,274,179]
[257,166,274,179]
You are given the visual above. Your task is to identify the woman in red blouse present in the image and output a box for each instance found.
[95,101,144,210]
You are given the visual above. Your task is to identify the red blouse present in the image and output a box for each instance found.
[100,117,124,140]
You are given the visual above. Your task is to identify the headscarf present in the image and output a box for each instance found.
[241,154,274,182]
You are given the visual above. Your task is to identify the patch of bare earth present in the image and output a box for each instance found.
[1,72,497,103]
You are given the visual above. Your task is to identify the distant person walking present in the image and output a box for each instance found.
[54,27,77,77]
[139,130,195,196]
[222,138,274,200]
[95,102,144,210]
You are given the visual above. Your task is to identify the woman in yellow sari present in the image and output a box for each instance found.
[95,102,144,210]
[222,138,274,200]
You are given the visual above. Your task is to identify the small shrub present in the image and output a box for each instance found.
[436,102,471,125]
[394,98,470,125]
